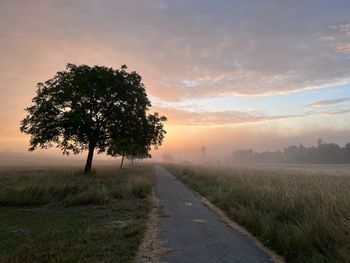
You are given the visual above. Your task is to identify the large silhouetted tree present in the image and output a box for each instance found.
[107,112,167,168]
[20,63,152,173]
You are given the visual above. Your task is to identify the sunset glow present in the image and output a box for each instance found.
[1,0,350,161]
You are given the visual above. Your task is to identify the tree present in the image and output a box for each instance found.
[107,112,167,168]
[107,138,138,168]
[20,63,151,173]
[231,139,350,164]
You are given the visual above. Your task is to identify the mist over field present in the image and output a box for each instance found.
[3,128,350,165]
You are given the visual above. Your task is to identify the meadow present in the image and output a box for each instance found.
[0,164,154,262]
[165,164,350,263]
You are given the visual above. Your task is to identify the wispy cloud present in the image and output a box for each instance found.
[324,108,350,116]
[309,97,350,107]
[153,107,311,125]
[154,101,350,125]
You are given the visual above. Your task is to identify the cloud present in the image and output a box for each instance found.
[321,23,350,54]
[324,108,350,116]
[2,0,350,101]
[153,101,350,126]
[309,97,350,107]
[152,107,310,125]
[336,43,350,52]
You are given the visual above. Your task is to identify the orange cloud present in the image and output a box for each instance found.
[152,107,311,126]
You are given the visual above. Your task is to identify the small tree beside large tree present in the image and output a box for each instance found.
[107,112,167,168]
[20,63,165,173]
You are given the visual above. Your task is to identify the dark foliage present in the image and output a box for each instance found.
[20,64,155,173]
[107,112,167,168]
[232,139,350,164]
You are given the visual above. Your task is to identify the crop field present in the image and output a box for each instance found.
[165,163,350,263]
[0,164,154,263]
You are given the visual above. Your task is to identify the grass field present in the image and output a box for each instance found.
[0,165,154,263]
[165,164,350,263]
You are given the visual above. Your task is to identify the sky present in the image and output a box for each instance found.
[1,0,350,161]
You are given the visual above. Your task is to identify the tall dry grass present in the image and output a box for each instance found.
[166,164,350,263]
[0,166,153,206]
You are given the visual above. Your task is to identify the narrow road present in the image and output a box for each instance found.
[155,165,273,263]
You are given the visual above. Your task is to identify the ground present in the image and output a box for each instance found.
[0,165,153,263]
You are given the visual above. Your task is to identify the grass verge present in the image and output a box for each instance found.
[164,164,350,263]
[0,165,154,263]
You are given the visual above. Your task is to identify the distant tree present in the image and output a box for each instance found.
[127,149,150,165]
[344,143,350,162]
[107,138,137,169]
[317,138,324,147]
[107,112,167,168]
[108,140,150,168]
[20,63,152,173]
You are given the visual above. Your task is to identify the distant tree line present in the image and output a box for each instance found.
[232,139,350,164]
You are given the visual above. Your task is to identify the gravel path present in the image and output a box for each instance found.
[155,165,273,263]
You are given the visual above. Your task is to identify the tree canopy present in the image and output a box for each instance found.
[20,63,165,173]
[107,112,167,168]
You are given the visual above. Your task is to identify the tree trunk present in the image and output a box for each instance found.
[84,146,95,174]
[120,155,125,168]
[131,157,134,166]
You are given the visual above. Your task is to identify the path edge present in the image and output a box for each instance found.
[134,189,170,263]
[193,190,285,263]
